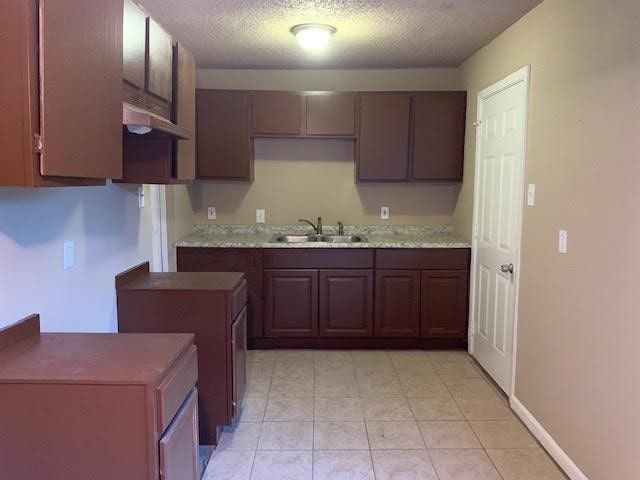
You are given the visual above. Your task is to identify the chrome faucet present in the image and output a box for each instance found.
[337,221,344,235]
[298,217,323,234]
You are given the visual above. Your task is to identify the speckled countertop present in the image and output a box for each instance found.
[176,225,471,249]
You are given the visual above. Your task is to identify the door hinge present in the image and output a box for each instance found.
[34,134,43,154]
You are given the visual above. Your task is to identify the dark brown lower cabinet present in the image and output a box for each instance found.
[231,308,247,419]
[375,270,420,337]
[264,269,318,337]
[421,270,469,338]
[319,270,373,337]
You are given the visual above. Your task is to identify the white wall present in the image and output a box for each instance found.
[0,183,153,332]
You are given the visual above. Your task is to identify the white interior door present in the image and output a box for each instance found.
[470,66,529,394]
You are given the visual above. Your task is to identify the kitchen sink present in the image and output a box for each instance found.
[271,234,368,243]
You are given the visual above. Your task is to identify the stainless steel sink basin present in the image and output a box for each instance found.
[271,234,367,243]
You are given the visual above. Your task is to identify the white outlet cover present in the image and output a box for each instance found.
[207,207,217,220]
[527,184,536,206]
[63,241,74,270]
[558,229,568,254]
[256,209,266,224]
[380,206,390,220]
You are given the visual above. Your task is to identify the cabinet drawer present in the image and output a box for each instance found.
[157,346,198,434]
[231,279,248,319]
[376,249,470,270]
[265,249,374,269]
[159,388,199,480]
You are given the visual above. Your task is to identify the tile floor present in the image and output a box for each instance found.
[203,350,566,480]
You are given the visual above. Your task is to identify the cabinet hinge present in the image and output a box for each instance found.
[34,134,43,154]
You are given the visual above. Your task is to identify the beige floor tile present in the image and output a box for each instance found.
[427,350,471,364]
[313,450,375,480]
[351,350,392,367]
[401,377,450,398]
[269,376,314,397]
[247,363,274,379]
[250,450,312,480]
[456,395,514,420]
[314,397,363,421]
[264,396,313,421]
[418,421,481,448]
[314,350,353,365]
[203,449,255,480]
[239,396,267,422]
[470,420,538,448]
[314,421,370,450]
[433,361,481,378]
[218,422,262,451]
[247,350,276,365]
[442,377,499,399]
[408,396,464,421]
[257,421,313,450]
[362,396,414,421]
[487,448,567,479]
[395,363,439,378]
[272,364,314,380]
[246,377,271,397]
[315,373,359,397]
[371,450,438,480]
[315,363,355,376]
[429,449,502,480]
[357,376,404,397]
[275,350,314,363]
[366,421,425,450]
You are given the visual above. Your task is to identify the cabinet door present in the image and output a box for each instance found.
[265,270,318,337]
[197,90,252,180]
[306,93,355,136]
[147,17,173,101]
[357,94,411,181]
[412,93,466,181]
[123,0,146,89]
[251,92,302,135]
[319,270,373,337]
[231,307,247,421]
[159,388,199,480]
[421,270,469,338]
[173,43,196,180]
[39,0,122,179]
[375,270,420,337]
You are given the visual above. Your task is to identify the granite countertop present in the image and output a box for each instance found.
[176,225,471,249]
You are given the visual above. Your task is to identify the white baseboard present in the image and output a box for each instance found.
[510,395,589,480]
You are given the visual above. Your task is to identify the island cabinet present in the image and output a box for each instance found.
[1,0,123,186]
[0,315,199,480]
[116,262,247,445]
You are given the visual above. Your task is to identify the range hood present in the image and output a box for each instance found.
[122,102,190,139]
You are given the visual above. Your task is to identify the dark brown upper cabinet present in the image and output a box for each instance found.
[173,42,197,181]
[123,0,146,90]
[146,18,173,102]
[412,93,466,181]
[319,270,374,337]
[306,93,356,137]
[197,90,252,180]
[357,93,412,181]
[0,0,122,186]
[251,92,303,136]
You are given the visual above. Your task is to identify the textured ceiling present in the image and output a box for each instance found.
[138,0,542,68]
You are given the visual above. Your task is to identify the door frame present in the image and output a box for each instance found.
[468,65,531,397]
[149,184,169,272]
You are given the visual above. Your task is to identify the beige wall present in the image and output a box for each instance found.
[193,68,462,226]
[454,0,640,478]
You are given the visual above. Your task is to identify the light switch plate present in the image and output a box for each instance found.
[380,206,390,220]
[256,209,266,224]
[63,241,74,270]
[558,229,568,254]
[138,186,145,208]
[207,207,217,220]
[527,184,536,206]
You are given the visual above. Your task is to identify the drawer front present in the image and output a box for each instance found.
[159,388,199,480]
[157,346,198,434]
[375,249,470,270]
[231,279,248,319]
[265,249,374,269]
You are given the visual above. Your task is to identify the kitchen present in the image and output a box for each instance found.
[1,0,638,479]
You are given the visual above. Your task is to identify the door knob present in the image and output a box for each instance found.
[500,263,514,274]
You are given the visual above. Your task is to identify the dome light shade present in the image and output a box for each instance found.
[290,24,337,51]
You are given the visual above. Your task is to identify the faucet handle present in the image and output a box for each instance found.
[337,220,344,235]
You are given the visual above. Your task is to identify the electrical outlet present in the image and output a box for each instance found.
[558,229,568,254]
[527,184,536,206]
[256,209,266,224]
[138,186,145,208]
[63,241,74,270]
[380,206,390,220]
[207,207,217,220]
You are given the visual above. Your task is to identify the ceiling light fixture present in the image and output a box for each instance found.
[290,23,337,51]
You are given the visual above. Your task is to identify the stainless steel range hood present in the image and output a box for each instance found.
[122,102,190,139]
